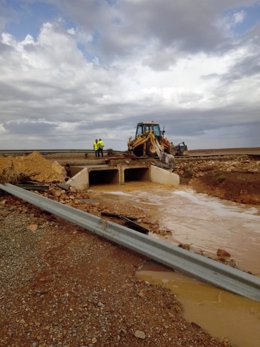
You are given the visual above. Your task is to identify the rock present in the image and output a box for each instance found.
[134,330,146,339]
[178,243,191,250]
[138,291,145,298]
[217,248,231,258]
[53,190,62,198]
[27,224,38,232]
[228,258,237,268]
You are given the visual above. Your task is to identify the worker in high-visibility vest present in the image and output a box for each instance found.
[93,139,99,157]
[98,138,104,157]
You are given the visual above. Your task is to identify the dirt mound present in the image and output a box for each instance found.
[0,152,66,184]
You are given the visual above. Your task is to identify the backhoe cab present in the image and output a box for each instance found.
[128,122,173,157]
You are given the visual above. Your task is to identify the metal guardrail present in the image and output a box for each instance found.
[0,149,90,155]
[0,149,124,156]
[1,183,260,301]
[0,148,259,157]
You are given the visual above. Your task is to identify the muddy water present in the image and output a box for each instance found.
[137,264,260,347]
[92,182,260,274]
[90,182,260,347]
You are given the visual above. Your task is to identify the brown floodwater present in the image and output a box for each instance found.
[137,263,260,347]
[91,182,260,275]
[90,182,260,347]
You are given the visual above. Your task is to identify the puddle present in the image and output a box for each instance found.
[137,262,260,347]
[90,182,260,346]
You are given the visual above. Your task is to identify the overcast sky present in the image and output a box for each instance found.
[0,0,259,150]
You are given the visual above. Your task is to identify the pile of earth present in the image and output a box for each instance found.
[175,156,260,204]
[0,152,66,184]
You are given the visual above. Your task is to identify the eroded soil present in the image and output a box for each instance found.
[175,156,260,204]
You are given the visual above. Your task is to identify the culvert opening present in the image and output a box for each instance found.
[89,169,119,186]
[66,165,83,178]
[124,168,149,182]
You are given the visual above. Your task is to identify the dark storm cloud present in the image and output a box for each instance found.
[224,53,260,81]
[224,26,260,81]
[0,81,33,100]
[46,0,257,62]
[202,24,260,83]
[119,105,260,137]
[5,120,57,135]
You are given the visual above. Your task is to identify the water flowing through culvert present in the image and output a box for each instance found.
[90,182,260,347]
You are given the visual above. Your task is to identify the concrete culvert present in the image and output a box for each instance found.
[124,168,149,182]
[89,169,119,186]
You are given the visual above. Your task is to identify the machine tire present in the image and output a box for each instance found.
[133,146,144,157]
[146,142,157,157]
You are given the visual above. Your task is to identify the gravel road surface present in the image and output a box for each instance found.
[0,195,227,347]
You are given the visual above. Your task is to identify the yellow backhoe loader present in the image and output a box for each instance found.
[128,122,173,157]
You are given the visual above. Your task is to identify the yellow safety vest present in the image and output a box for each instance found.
[93,141,99,151]
[98,140,104,148]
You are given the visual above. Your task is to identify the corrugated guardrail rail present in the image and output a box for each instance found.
[1,183,260,301]
[0,149,124,156]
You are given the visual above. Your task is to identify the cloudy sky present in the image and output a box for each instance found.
[0,0,259,150]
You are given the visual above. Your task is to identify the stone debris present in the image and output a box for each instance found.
[217,248,231,258]
[134,330,146,339]
[27,224,38,233]
[178,243,191,250]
